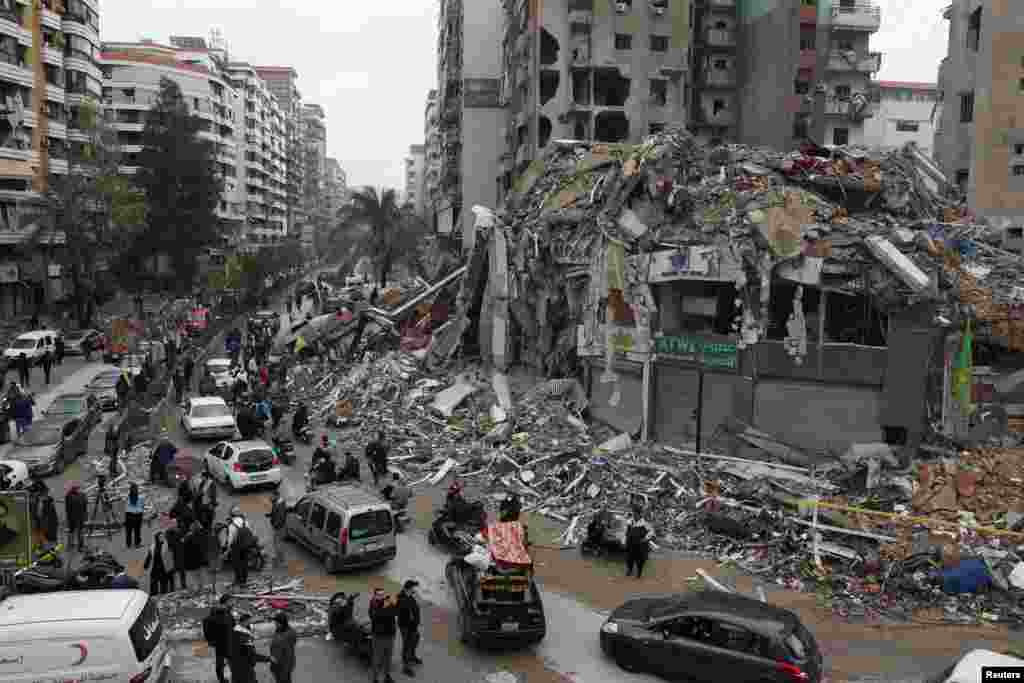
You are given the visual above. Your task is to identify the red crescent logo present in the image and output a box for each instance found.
[70,642,87,666]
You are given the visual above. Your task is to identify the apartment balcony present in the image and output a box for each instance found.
[827,50,881,73]
[41,46,62,67]
[61,16,99,43]
[0,17,31,46]
[45,84,64,104]
[704,28,736,47]
[64,56,101,82]
[41,8,60,30]
[0,60,32,88]
[702,68,736,88]
[48,121,66,138]
[708,0,736,8]
[49,158,67,174]
[0,147,31,162]
[113,121,144,132]
[830,1,881,32]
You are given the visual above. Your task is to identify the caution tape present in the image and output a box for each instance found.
[795,499,1024,541]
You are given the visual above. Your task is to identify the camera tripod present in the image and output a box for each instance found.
[87,476,118,539]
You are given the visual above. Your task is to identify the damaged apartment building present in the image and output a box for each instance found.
[456,126,1024,472]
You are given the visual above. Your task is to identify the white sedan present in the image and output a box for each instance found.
[0,460,28,490]
[203,440,282,492]
[205,358,246,390]
[181,396,237,441]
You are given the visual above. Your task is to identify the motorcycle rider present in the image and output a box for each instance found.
[381,472,411,509]
[499,492,522,522]
[310,436,336,487]
[337,451,360,482]
[291,403,310,440]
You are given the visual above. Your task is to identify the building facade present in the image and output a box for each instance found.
[0,0,103,315]
[300,102,328,249]
[435,0,504,251]
[862,80,938,156]
[323,156,348,218]
[935,0,1024,229]
[255,66,304,237]
[404,143,426,213]
[422,89,440,226]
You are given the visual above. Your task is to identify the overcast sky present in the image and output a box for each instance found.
[100,1,948,193]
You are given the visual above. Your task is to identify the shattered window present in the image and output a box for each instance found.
[654,281,736,337]
[767,282,820,342]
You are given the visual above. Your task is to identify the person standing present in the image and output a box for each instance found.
[269,612,297,683]
[397,580,423,676]
[16,353,28,387]
[203,596,235,683]
[124,483,144,549]
[266,489,287,569]
[229,614,271,683]
[624,511,653,579]
[116,372,130,413]
[12,392,33,437]
[369,590,398,683]
[144,530,173,595]
[173,366,185,404]
[54,336,64,366]
[64,483,88,552]
[133,369,148,399]
[183,352,195,392]
[366,431,390,487]
[39,351,51,385]
[224,507,254,586]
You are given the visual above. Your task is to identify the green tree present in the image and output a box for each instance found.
[337,187,427,288]
[125,77,223,292]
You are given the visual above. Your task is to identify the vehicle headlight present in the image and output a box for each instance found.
[601,621,618,634]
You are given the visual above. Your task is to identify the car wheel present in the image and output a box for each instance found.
[615,647,642,673]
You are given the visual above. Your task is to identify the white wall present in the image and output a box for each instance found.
[863,90,938,156]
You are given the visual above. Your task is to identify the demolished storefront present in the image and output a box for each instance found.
[465,128,1021,462]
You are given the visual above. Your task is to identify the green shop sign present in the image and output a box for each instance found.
[654,336,739,370]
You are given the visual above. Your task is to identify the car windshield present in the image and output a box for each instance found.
[192,404,231,419]
[91,374,119,388]
[123,356,143,367]
[65,331,87,341]
[10,338,36,349]
[350,510,393,540]
[45,397,85,415]
[207,361,231,373]
[17,426,62,446]
[239,448,274,464]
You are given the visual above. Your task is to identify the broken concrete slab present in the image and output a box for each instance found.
[432,378,479,418]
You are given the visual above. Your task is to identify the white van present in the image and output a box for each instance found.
[926,649,1024,683]
[3,330,58,365]
[0,589,172,683]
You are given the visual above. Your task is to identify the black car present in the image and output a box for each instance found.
[9,416,90,476]
[599,591,823,682]
[63,329,102,356]
[42,392,102,434]
[445,558,546,648]
[86,369,123,411]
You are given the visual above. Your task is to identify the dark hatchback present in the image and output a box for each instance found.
[600,591,823,682]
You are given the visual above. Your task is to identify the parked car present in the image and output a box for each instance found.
[0,459,29,489]
[86,368,123,411]
[248,310,280,333]
[205,357,244,390]
[202,440,281,492]
[120,354,146,378]
[181,396,237,441]
[9,417,90,477]
[42,392,102,434]
[923,649,1024,683]
[599,590,823,682]
[62,329,102,356]
[3,330,59,366]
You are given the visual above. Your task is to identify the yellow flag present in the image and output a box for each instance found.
[294,336,306,354]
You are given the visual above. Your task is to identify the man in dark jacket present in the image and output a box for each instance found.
[365,431,389,487]
[270,612,297,683]
[16,353,29,387]
[397,580,423,675]
[64,483,88,551]
[54,336,64,365]
[39,351,51,385]
[133,370,148,398]
[369,590,398,683]
[229,614,271,683]
[204,596,234,683]
[116,373,130,412]
[266,490,287,569]
[183,353,195,391]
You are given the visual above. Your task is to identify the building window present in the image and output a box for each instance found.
[837,39,854,51]
[794,80,809,95]
[649,123,665,134]
[832,127,849,145]
[967,7,981,52]
[650,35,669,52]
[799,35,815,50]
[1015,144,1024,155]
[614,33,632,50]
[1014,165,1024,177]
[960,91,974,123]
[956,169,969,191]
[650,79,667,106]
[835,85,851,100]
[895,120,919,132]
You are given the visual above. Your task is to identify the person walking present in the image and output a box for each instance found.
[266,489,287,569]
[366,431,390,487]
[64,483,88,552]
[12,392,32,437]
[397,580,423,676]
[144,530,174,595]
[124,483,144,548]
[116,372,130,413]
[224,507,255,586]
[133,370,148,399]
[369,589,398,683]
[173,366,185,404]
[16,353,28,387]
[165,522,192,591]
[54,336,64,366]
[39,351,51,385]
[202,596,235,683]
[269,612,297,683]
[624,511,653,579]
[229,614,271,683]
[183,352,195,392]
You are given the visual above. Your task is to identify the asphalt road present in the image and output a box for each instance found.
[0,304,1006,683]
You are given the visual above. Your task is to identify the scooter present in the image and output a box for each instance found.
[328,592,373,661]
[13,545,125,594]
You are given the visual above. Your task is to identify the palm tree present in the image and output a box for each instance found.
[337,186,405,289]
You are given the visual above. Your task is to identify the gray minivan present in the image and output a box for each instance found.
[284,484,397,572]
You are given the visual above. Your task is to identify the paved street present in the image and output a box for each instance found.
[2,311,1016,683]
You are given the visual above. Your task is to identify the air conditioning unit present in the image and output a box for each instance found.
[615,1,629,14]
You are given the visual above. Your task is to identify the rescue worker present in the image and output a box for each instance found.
[624,509,653,578]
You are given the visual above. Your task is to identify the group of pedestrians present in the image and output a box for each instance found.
[368,581,423,682]
[203,596,297,683]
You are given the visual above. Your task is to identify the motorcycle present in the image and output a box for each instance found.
[427,501,485,556]
[13,545,125,594]
[304,461,336,492]
[293,422,313,445]
[271,434,295,465]
[328,592,373,661]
